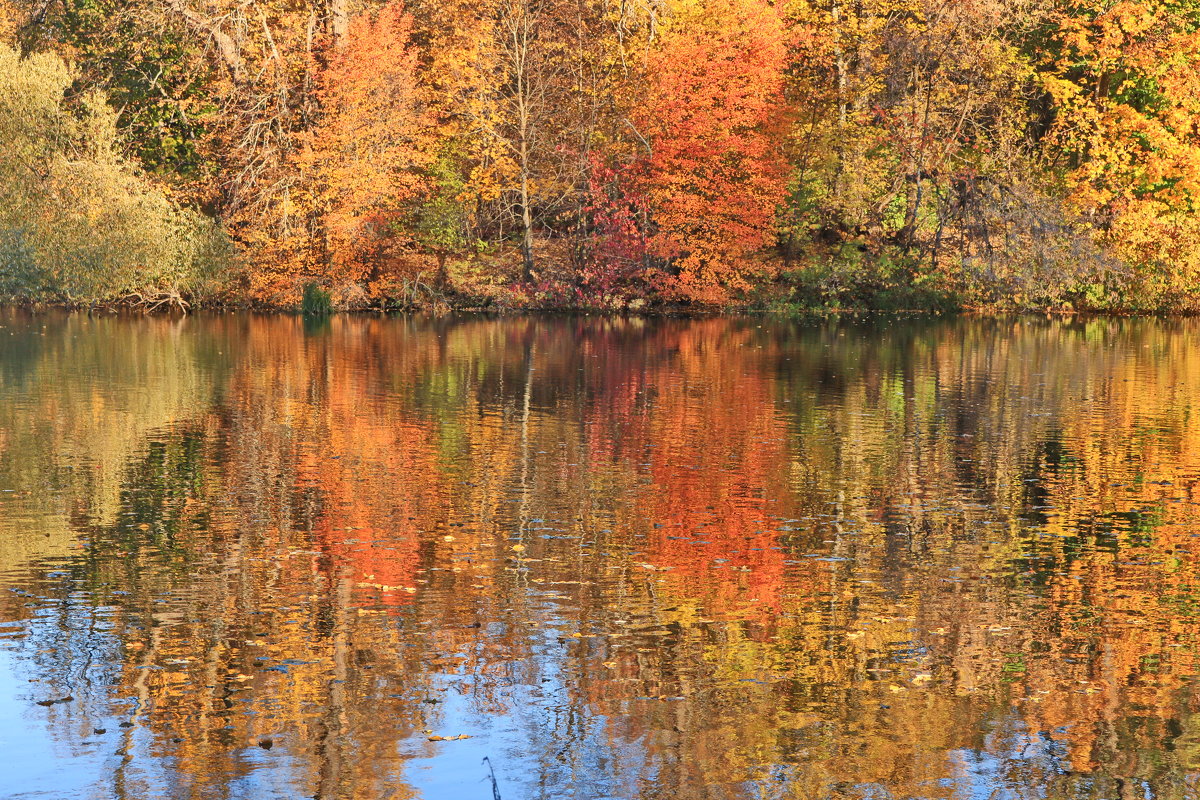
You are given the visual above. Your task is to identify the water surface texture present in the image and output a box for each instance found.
[2,312,1199,800]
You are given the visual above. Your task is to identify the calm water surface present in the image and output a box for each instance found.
[1,312,1199,799]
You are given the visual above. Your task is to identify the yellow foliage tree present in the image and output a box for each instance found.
[1039,0,1200,308]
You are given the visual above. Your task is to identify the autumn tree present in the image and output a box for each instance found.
[636,0,790,304]
[292,0,438,301]
[1035,0,1200,308]
[579,153,651,305]
[402,0,554,281]
[408,0,652,285]
[0,44,229,305]
[776,0,1100,308]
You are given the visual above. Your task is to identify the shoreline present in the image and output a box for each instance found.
[0,301,1188,320]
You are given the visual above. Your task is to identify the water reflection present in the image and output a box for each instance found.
[2,311,1200,799]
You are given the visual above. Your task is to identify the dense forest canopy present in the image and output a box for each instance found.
[1,0,1198,311]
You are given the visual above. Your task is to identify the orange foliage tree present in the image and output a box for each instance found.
[288,0,438,303]
[636,0,791,304]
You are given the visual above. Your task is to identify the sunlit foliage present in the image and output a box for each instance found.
[636,0,790,303]
[5,0,1200,308]
[1036,0,1200,309]
[0,44,229,307]
[244,0,438,306]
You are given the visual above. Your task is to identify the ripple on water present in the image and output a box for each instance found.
[1,314,1200,798]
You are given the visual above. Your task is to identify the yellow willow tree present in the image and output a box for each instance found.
[1037,0,1200,309]
[0,44,229,306]
[636,0,791,305]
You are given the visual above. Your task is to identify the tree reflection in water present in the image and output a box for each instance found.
[1,312,1199,799]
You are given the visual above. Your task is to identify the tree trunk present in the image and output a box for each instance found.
[520,168,535,282]
[329,0,348,42]
[515,10,536,282]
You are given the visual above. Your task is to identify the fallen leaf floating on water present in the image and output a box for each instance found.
[511,544,526,553]
[35,696,73,706]
[427,734,473,742]
[356,582,416,592]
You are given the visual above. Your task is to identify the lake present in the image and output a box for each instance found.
[1,311,1198,799]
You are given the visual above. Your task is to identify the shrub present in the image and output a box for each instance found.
[301,283,334,316]
[0,44,231,307]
